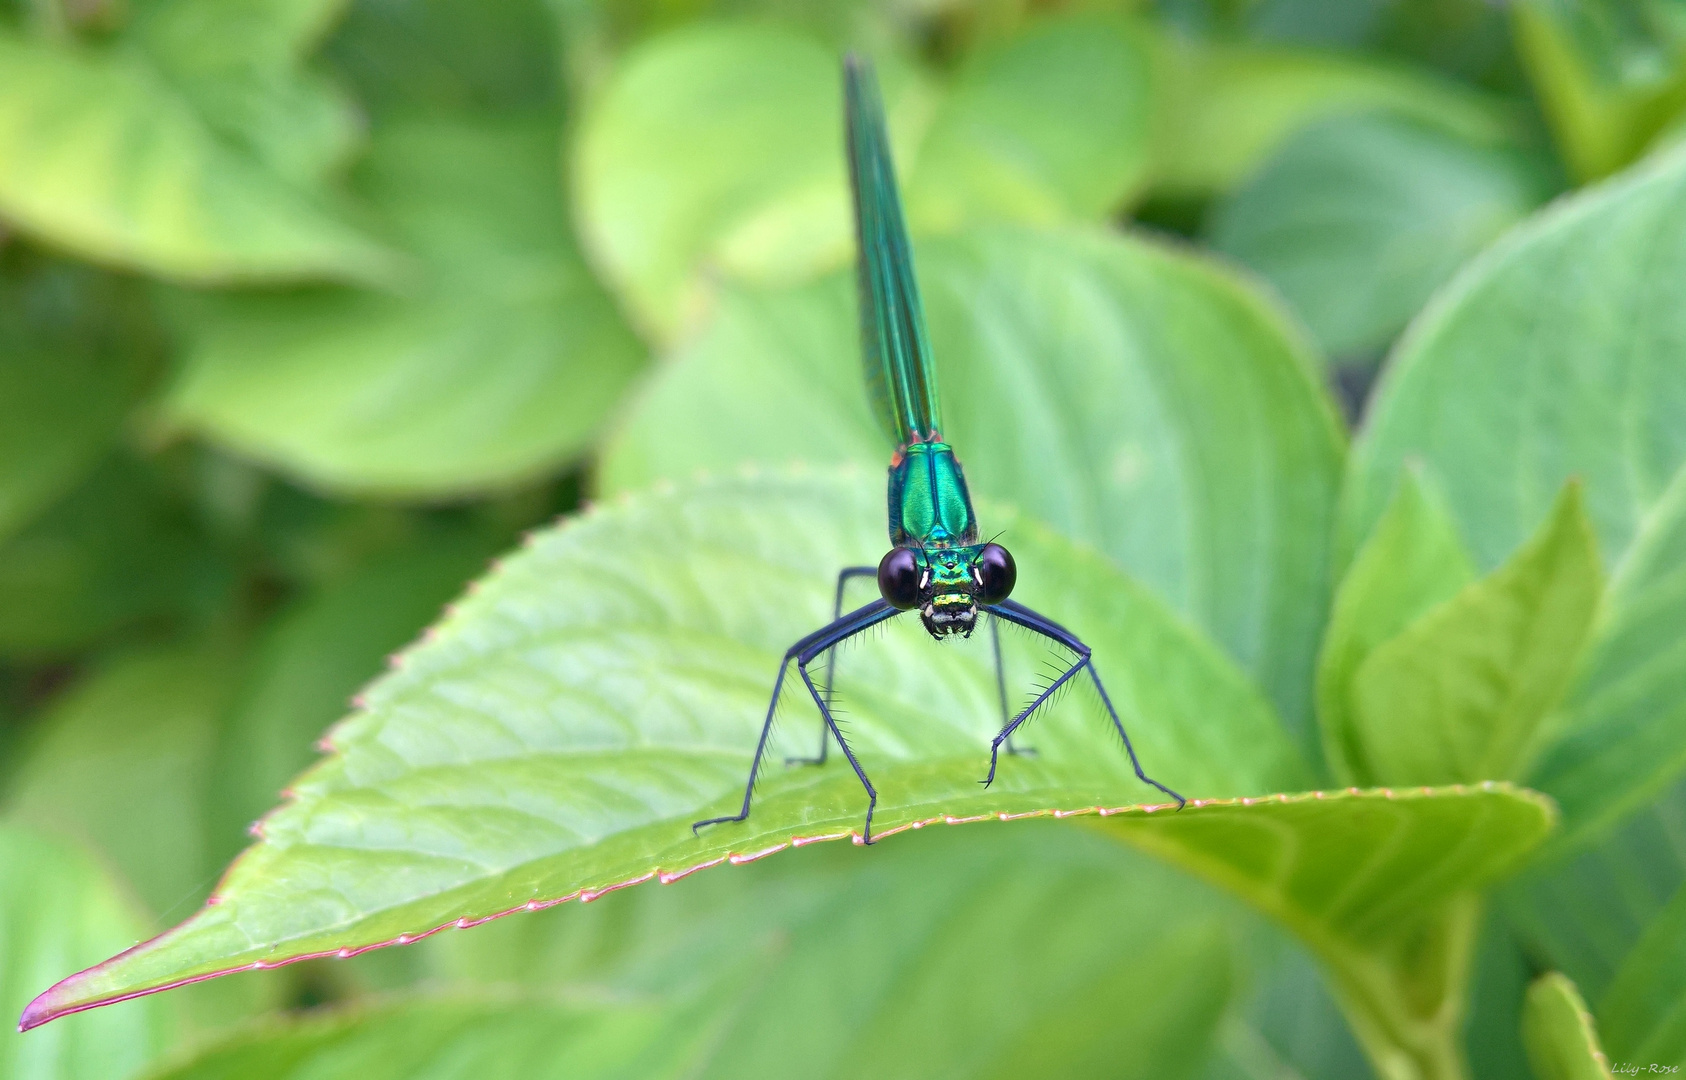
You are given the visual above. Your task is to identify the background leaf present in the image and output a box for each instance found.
[421,824,1238,1080]
[1344,140,1686,843]
[1318,467,1476,783]
[0,23,390,284]
[3,647,238,919]
[602,226,1344,745]
[1208,112,1546,359]
[1598,875,1686,1066]
[1150,41,1516,198]
[0,823,170,1080]
[1347,482,1602,786]
[1522,973,1614,1080]
[164,117,645,497]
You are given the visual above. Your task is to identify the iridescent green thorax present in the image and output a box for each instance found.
[888,440,985,636]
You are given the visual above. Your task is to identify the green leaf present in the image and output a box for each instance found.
[1318,467,1477,784]
[1207,112,1545,358]
[423,823,1236,1080]
[1150,41,1515,197]
[135,996,711,1080]
[0,25,391,285]
[1342,140,1686,573]
[1344,141,1686,837]
[0,822,169,1080]
[1512,0,1686,182]
[0,253,159,543]
[1599,878,1686,1065]
[572,19,1156,339]
[20,472,1560,1038]
[1533,462,1686,844]
[209,533,498,864]
[1501,773,1686,1003]
[164,117,645,497]
[20,468,1301,1021]
[601,225,1344,743]
[0,455,224,658]
[3,647,239,919]
[1523,973,1615,1080]
[901,14,1155,231]
[1346,482,1602,787]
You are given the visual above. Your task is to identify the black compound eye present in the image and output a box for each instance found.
[877,547,921,609]
[973,543,1016,606]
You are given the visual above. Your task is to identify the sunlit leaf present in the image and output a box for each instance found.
[165,117,645,497]
[573,18,1157,339]
[0,24,390,284]
[0,823,169,1080]
[602,225,1344,743]
[1208,112,1545,358]
[1523,973,1614,1080]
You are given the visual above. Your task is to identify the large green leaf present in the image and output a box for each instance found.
[0,823,169,1080]
[602,225,1344,743]
[1207,112,1544,358]
[572,17,1155,339]
[1599,878,1686,1065]
[1347,483,1602,786]
[1150,41,1515,197]
[0,15,390,284]
[209,532,498,864]
[1523,973,1614,1080]
[1344,142,1686,838]
[421,824,1236,1080]
[1318,467,1477,783]
[164,117,644,497]
[20,472,1556,1037]
[0,253,159,543]
[3,648,238,919]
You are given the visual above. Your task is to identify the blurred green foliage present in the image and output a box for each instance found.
[3,0,1686,1078]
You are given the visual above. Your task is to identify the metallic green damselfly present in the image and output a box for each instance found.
[694,56,1183,845]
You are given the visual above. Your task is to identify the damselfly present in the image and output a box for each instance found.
[694,56,1183,845]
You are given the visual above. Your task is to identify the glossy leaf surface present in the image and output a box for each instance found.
[602,225,1344,741]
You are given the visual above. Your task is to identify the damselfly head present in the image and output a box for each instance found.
[877,542,1016,640]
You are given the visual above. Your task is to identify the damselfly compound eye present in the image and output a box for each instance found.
[973,543,1016,605]
[877,547,921,609]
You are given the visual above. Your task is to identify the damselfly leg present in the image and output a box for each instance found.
[980,599,1185,808]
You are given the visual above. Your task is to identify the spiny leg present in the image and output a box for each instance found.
[789,566,876,767]
[978,600,1184,808]
[991,613,1034,757]
[694,599,900,836]
[797,661,879,843]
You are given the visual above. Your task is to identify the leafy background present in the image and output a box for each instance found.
[2,0,1685,1078]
